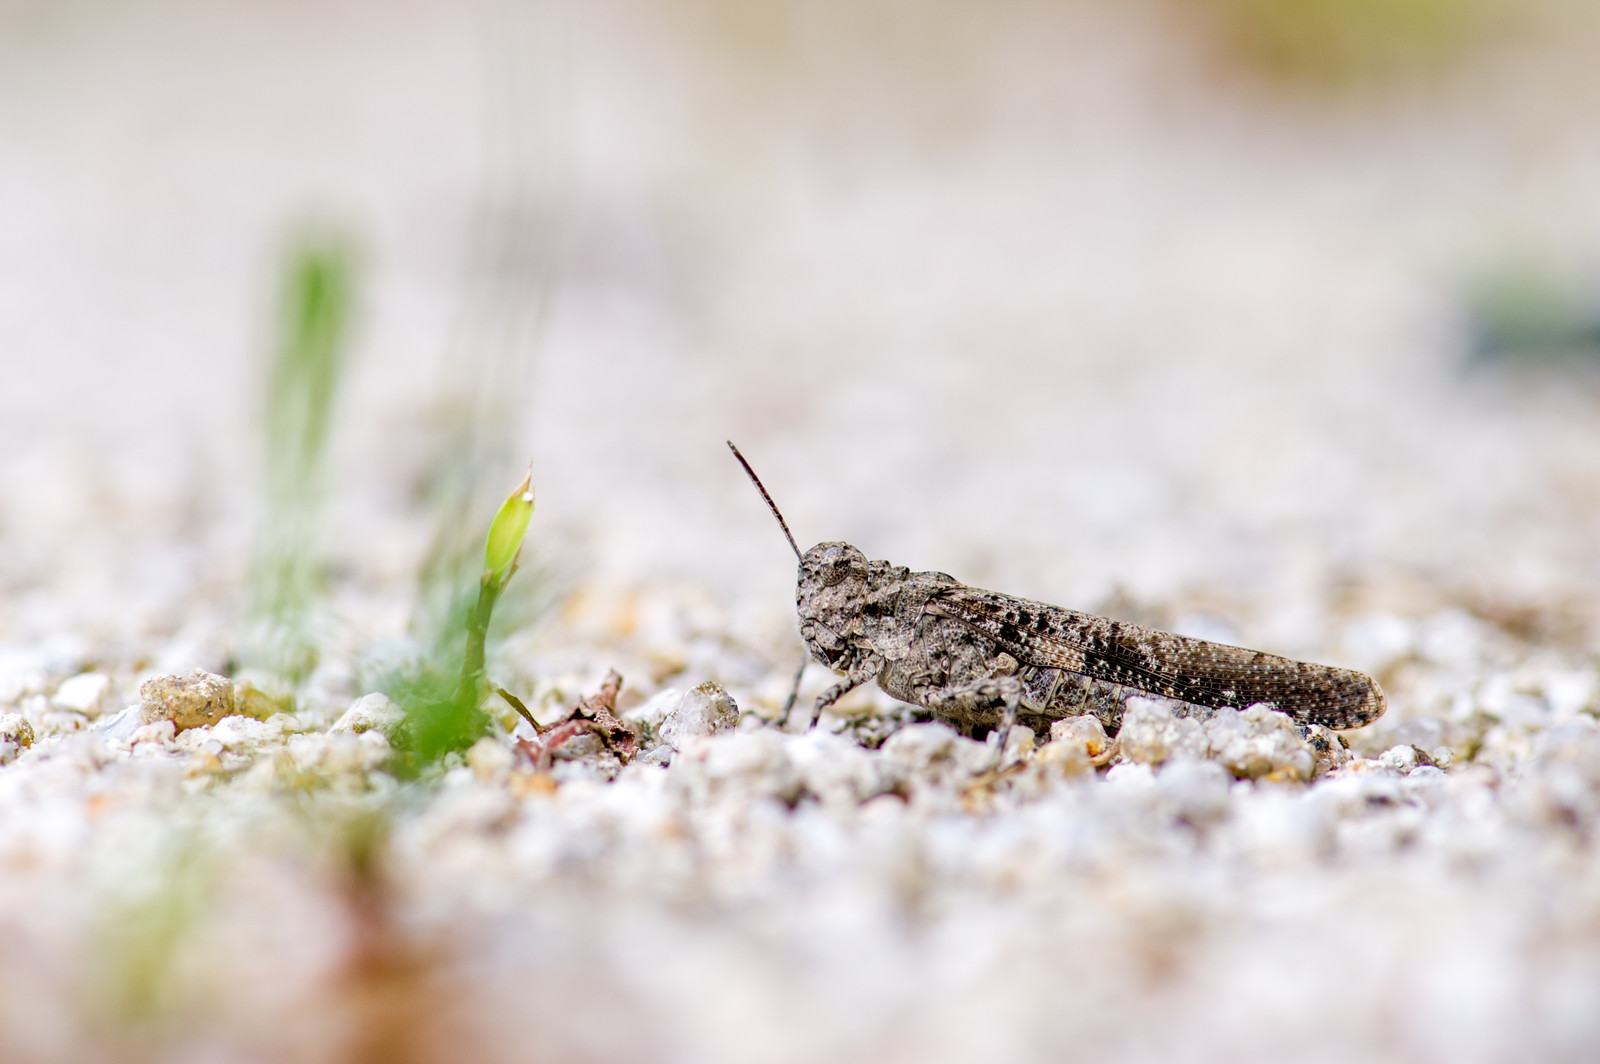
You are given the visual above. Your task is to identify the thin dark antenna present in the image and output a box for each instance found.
[727,441,802,560]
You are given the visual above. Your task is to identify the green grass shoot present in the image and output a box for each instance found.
[246,226,359,684]
[387,467,535,772]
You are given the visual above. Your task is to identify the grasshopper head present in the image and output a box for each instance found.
[797,542,869,668]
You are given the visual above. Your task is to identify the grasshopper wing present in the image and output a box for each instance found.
[927,585,1385,730]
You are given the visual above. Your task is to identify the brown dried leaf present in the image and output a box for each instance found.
[513,670,640,768]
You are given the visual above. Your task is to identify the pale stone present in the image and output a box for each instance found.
[1049,714,1113,764]
[1157,759,1233,825]
[1117,698,1175,765]
[786,729,883,808]
[880,722,993,796]
[52,672,111,716]
[38,711,88,736]
[659,681,740,750]
[1205,705,1315,782]
[93,705,142,742]
[331,693,406,738]
[1034,738,1092,779]
[0,712,34,749]
[1379,744,1420,775]
[1303,723,1352,778]
[670,730,800,805]
[622,688,682,734]
[130,720,176,746]
[1002,723,1036,762]
[468,736,514,781]
[210,715,283,753]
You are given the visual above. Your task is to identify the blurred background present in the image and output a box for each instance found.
[4,0,1600,672]
[10,5,1600,1062]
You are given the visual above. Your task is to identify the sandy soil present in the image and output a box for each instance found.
[4,2,1600,1060]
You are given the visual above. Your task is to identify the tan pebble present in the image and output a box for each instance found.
[139,670,235,732]
[509,771,559,798]
[1035,739,1092,778]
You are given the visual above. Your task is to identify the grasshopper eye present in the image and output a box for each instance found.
[820,547,851,586]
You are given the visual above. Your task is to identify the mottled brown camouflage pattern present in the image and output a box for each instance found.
[794,541,1385,737]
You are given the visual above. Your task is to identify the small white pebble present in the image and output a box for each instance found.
[1379,745,1420,775]
[39,711,89,736]
[659,682,740,750]
[1049,715,1112,763]
[1206,705,1315,781]
[622,688,682,732]
[331,693,406,738]
[0,712,34,749]
[1106,761,1156,787]
[210,715,283,753]
[93,705,143,742]
[52,672,111,716]
[130,720,177,746]
[468,736,514,780]
[1117,698,1175,764]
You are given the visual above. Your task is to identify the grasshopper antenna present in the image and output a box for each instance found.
[727,441,802,561]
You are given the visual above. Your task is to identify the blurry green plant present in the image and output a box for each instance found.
[94,835,215,1036]
[246,226,359,684]
[1467,262,1600,365]
[1203,0,1494,83]
[386,467,536,772]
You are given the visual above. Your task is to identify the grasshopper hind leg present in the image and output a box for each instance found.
[922,674,1024,766]
[993,690,1021,766]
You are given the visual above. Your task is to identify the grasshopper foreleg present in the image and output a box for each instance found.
[776,657,810,728]
[808,652,884,730]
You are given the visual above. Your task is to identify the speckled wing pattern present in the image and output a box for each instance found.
[928,585,1385,730]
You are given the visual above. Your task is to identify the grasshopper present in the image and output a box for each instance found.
[728,442,1386,749]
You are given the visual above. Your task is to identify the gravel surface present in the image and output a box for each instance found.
[5,2,1600,1061]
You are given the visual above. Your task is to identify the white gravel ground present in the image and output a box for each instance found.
[5,2,1600,1062]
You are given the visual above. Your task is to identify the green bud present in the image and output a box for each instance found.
[483,465,535,583]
